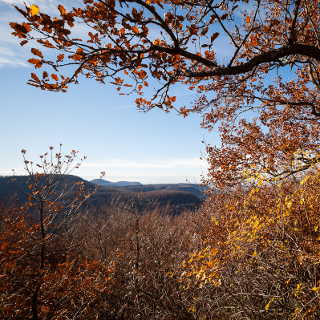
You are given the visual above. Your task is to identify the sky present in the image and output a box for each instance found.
[0,0,225,183]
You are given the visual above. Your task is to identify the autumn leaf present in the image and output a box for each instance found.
[132,26,140,34]
[58,4,66,16]
[51,74,59,81]
[210,32,220,42]
[220,13,228,20]
[31,73,40,82]
[20,40,28,46]
[71,54,83,61]
[0,241,9,251]
[138,70,147,79]
[28,58,42,68]
[180,107,189,117]
[22,23,31,33]
[31,48,43,58]
[30,4,39,16]
[57,54,64,62]
[41,305,50,313]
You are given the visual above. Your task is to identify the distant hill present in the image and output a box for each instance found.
[91,179,205,199]
[0,174,92,205]
[0,175,204,216]
[91,179,142,187]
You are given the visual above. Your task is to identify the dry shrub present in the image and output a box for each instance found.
[67,206,210,319]
[0,206,112,320]
[179,170,320,319]
[4,169,320,319]
[1,202,210,319]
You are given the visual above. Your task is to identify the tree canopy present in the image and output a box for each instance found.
[10,0,320,187]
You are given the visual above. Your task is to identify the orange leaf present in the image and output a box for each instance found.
[251,36,258,46]
[31,73,40,82]
[245,16,250,24]
[58,4,66,16]
[51,74,59,81]
[31,48,43,58]
[41,306,50,314]
[71,54,83,61]
[0,241,9,251]
[57,54,64,62]
[28,58,42,68]
[132,26,140,34]
[138,70,147,79]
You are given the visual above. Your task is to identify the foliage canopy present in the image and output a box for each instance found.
[10,0,320,186]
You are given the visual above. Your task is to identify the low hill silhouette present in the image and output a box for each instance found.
[0,175,204,216]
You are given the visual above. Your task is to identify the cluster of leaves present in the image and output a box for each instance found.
[10,0,320,187]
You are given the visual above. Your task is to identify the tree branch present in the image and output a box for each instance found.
[185,43,320,77]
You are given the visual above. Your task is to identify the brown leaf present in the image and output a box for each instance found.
[58,4,66,16]
[28,58,42,68]
[132,26,140,34]
[210,32,220,42]
[31,73,40,82]
[31,48,43,58]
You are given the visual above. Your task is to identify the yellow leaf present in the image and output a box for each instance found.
[286,200,293,209]
[265,297,275,311]
[30,4,40,16]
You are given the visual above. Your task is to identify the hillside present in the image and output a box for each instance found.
[91,179,142,187]
[0,175,204,215]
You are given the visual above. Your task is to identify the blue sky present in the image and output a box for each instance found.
[0,0,224,183]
